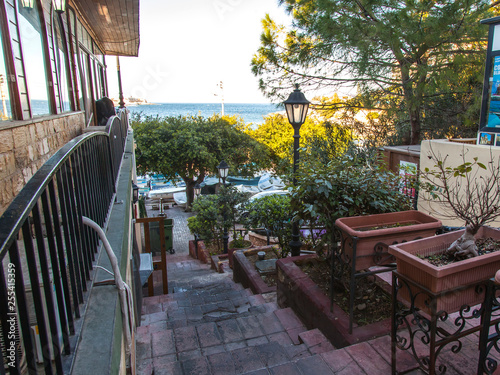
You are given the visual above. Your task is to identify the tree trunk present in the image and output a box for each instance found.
[399,59,425,145]
[408,106,421,145]
[185,182,194,211]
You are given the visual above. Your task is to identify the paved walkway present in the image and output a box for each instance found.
[136,203,492,374]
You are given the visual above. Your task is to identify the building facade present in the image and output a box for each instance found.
[0,0,139,214]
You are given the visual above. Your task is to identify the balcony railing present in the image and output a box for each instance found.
[0,111,129,374]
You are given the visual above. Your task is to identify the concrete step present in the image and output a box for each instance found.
[138,256,425,374]
[136,307,337,374]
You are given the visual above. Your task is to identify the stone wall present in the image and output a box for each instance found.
[0,112,85,215]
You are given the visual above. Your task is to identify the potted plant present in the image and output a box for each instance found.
[294,147,418,260]
[228,233,253,268]
[335,210,442,271]
[389,147,500,313]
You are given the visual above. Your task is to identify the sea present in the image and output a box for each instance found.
[126,102,282,126]
[3,101,282,126]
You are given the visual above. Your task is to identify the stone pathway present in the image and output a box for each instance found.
[137,203,493,374]
[136,254,428,375]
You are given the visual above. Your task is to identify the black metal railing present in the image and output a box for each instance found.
[106,110,129,185]
[0,113,129,374]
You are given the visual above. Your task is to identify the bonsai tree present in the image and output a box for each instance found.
[421,147,500,259]
[242,194,293,258]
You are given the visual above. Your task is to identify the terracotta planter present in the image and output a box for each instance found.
[232,246,277,294]
[335,210,442,271]
[188,240,211,264]
[228,240,253,269]
[389,226,500,314]
[276,254,391,348]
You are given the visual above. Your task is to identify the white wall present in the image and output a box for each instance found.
[418,139,500,228]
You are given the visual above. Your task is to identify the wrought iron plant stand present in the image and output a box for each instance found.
[391,272,500,374]
[330,227,397,333]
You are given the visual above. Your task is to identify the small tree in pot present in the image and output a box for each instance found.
[421,147,500,259]
[243,194,293,258]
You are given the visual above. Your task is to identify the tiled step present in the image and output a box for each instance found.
[138,256,421,374]
[136,308,335,375]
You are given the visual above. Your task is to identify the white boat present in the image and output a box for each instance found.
[173,192,187,208]
[257,173,285,191]
[148,186,186,200]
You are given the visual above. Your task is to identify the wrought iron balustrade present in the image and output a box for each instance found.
[0,112,129,374]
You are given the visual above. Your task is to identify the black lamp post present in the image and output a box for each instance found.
[217,160,230,254]
[284,84,310,257]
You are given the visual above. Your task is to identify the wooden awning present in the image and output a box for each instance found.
[71,0,140,57]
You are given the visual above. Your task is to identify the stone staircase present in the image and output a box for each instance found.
[136,255,424,375]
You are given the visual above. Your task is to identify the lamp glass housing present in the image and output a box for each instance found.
[53,0,66,13]
[283,85,310,127]
[132,183,139,203]
[217,160,229,179]
[194,183,201,196]
[21,0,34,8]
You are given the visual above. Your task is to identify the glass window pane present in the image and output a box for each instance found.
[69,8,82,111]
[53,13,70,111]
[0,27,12,121]
[17,3,49,116]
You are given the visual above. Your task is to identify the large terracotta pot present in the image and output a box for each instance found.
[335,210,442,271]
[389,226,500,314]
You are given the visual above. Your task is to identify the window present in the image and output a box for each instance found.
[52,11,71,111]
[17,2,49,116]
[68,7,82,111]
[0,27,12,121]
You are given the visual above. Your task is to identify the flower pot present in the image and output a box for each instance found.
[335,210,442,271]
[389,226,500,314]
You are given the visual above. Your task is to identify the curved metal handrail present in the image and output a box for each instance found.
[0,127,123,373]
[0,131,108,258]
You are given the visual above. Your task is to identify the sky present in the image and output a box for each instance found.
[106,0,292,104]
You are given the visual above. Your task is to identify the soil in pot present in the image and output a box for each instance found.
[357,221,417,231]
[245,250,279,287]
[229,239,252,249]
[420,237,500,267]
[298,258,393,326]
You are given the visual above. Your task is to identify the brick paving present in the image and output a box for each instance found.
[137,204,490,374]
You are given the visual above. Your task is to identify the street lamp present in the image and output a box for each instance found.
[217,160,230,254]
[132,182,139,204]
[217,160,229,184]
[21,0,34,8]
[194,183,201,198]
[53,0,67,13]
[284,84,310,257]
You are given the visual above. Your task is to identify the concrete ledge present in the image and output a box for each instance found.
[276,254,391,348]
[71,131,134,374]
[233,246,277,294]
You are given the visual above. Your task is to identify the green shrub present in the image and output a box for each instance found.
[295,147,413,251]
[243,194,292,258]
[187,185,249,252]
